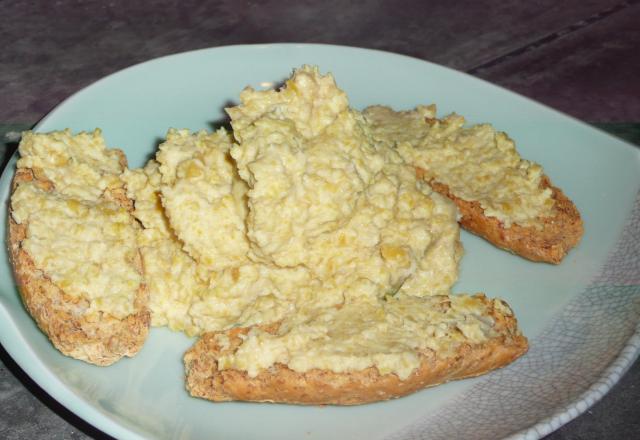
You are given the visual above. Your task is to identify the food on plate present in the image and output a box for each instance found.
[7,65,533,403]
[125,66,465,342]
[8,130,149,366]
[225,66,462,299]
[122,159,209,336]
[184,294,527,404]
[124,146,310,336]
[363,105,583,263]
[181,65,526,404]
[155,128,248,272]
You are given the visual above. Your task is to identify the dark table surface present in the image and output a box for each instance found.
[1,1,639,439]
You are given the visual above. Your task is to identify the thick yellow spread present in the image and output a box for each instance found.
[120,66,469,379]
[156,129,250,271]
[16,129,125,201]
[363,105,555,228]
[124,157,314,335]
[218,294,504,380]
[209,66,477,378]
[15,67,521,380]
[132,66,471,377]
[11,130,141,319]
[228,66,462,300]
[123,160,205,334]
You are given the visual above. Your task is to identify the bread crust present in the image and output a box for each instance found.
[184,298,528,405]
[8,165,150,366]
[423,171,583,264]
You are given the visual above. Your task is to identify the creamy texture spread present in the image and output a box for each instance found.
[218,293,503,380]
[202,66,475,378]
[124,158,313,335]
[14,67,523,380]
[12,130,141,319]
[363,105,555,228]
[120,66,469,379]
[17,129,125,202]
[123,160,205,334]
[228,65,461,300]
[157,129,250,271]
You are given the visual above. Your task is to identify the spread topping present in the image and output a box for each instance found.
[364,105,555,228]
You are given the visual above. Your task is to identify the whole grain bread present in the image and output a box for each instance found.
[8,165,150,366]
[421,169,583,264]
[184,297,528,405]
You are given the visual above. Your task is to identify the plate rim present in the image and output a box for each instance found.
[509,328,640,439]
[1,42,639,440]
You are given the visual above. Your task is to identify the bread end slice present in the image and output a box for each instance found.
[8,168,150,366]
[184,299,528,405]
[426,172,583,264]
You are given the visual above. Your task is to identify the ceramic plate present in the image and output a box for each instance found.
[1,44,639,440]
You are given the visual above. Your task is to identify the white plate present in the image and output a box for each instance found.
[1,44,639,440]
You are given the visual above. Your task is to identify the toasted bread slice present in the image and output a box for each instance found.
[363,105,584,264]
[8,134,150,366]
[425,171,583,264]
[184,295,528,405]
